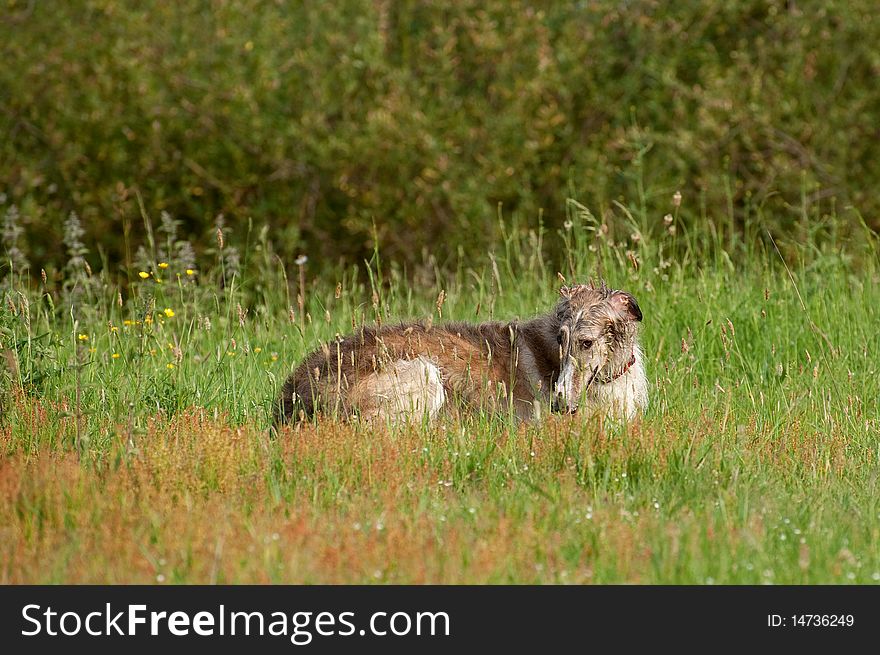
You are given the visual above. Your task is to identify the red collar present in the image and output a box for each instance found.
[596,353,636,384]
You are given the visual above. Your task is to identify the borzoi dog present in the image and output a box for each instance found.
[275,282,647,426]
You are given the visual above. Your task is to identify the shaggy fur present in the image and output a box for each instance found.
[274,282,647,426]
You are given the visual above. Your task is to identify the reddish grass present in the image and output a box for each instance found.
[0,399,872,583]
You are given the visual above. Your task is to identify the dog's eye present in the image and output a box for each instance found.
[580,339,594,349]
[556,334,563,345]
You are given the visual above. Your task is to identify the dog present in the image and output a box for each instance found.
[274,281,647,426]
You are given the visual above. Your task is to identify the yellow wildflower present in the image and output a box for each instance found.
[158,262,169,269]
[78,334,89,341]
[138,271,150,279]
[112,353,120,359]
[163,308,175,318]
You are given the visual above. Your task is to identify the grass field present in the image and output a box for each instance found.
[1,194,879,584]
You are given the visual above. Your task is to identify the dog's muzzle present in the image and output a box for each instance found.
[551,395,578,415]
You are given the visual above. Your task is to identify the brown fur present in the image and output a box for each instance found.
[275,317,560,424]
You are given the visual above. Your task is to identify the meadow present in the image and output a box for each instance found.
[1,191,878,584]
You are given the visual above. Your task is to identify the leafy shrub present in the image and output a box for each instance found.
[2,0,878,271]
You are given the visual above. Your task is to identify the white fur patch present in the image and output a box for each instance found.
[587,346,648,421]
[367,357,445,423]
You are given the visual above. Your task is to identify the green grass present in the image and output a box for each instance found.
[1,193,878,583]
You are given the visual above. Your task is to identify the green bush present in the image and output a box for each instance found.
[2,0,878,271]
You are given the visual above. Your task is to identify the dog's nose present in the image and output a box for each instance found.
[551,395,578,415]
[552,404,578,415]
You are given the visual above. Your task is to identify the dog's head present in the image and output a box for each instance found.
[551,281,642,414]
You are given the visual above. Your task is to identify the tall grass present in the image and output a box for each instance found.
[0,189,878,583]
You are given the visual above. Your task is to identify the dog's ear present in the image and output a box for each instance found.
[559,285,572,299]
[609,290,642,322]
